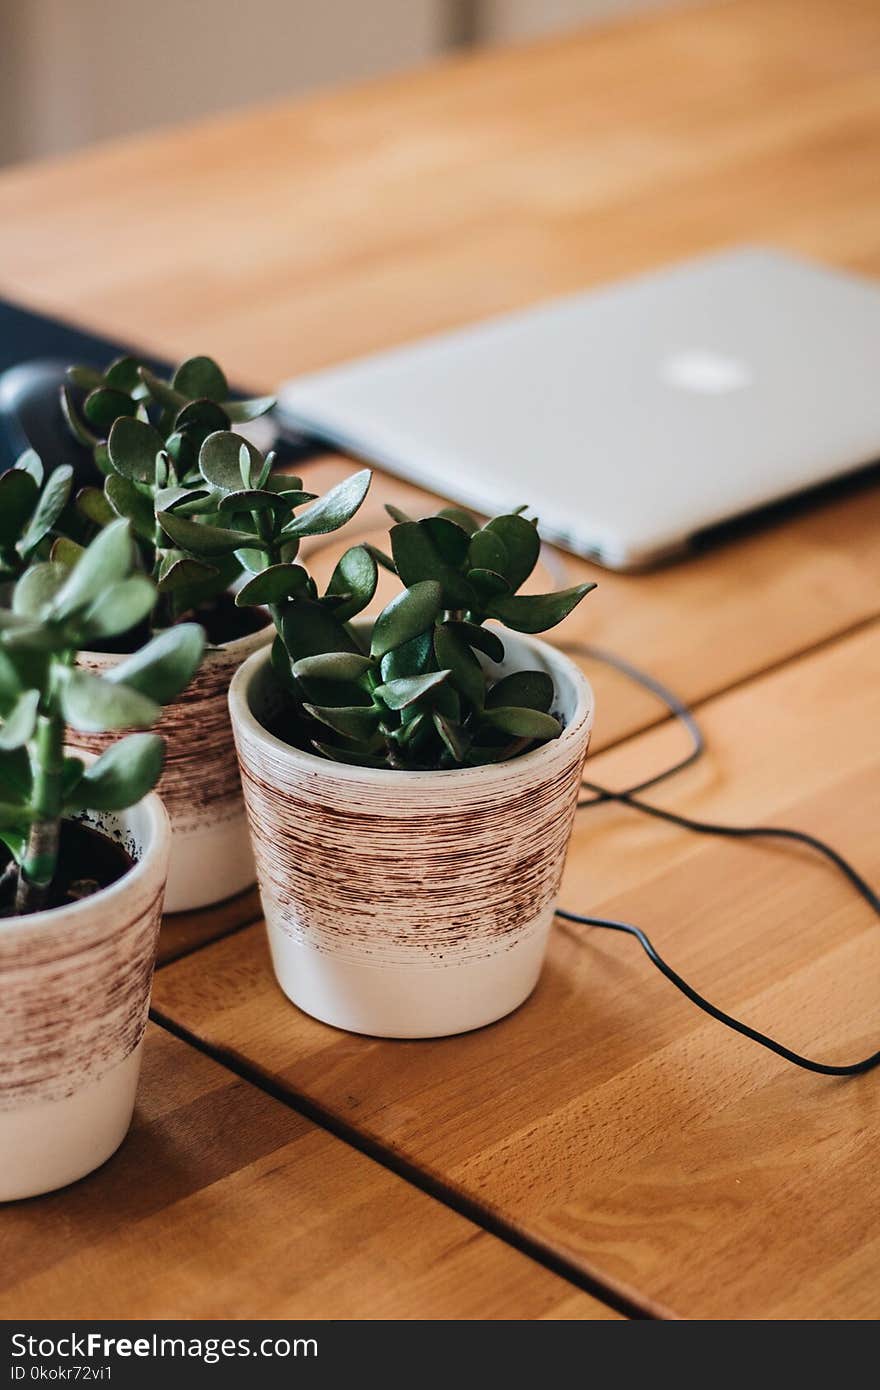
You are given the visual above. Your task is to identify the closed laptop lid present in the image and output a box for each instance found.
[278,247,880,568]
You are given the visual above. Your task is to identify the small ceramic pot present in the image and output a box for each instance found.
[228,628,593,1038]
[0,793,170,1201]
[73,623,272,913]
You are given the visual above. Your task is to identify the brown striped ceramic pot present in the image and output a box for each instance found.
[72,623,272,913]
[0,792,170,1201]
[228,627,593,1038]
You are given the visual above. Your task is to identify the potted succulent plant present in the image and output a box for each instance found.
[228,493,596,1038]
[0,519,204,1200]
[60,355,370,911]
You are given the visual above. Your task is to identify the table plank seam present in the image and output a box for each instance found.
[148,1005,649,1319]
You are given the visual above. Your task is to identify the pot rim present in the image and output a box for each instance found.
[0,790,170,936]
[229,629,594,786]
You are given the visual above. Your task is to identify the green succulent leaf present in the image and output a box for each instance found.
[66,365,105,392]
[75,486,115,527]
[311,741,388,768]
[137,366,185,411]
[173,356,229,402]
[468,528,508,575]
[420,516,472,567]
[224,395,276,423]
[374,669,451,711]
[292,652,373,683]
[486,669,554,712]
[198,431,263,491]
[156,556,218,594]
[0,688,40,750]
[326,545,378,622]
[50,536,86,567]
[385,504,414,525]
[0,616,64,652]
[281,597,360,661]
[464,740,530,767]
[0,744,32,802]
[158,510,258,556]
[154,486,209,514]
[18,466,73,558]
[52,519,134,619]
[485,513,541,589]
[236,547,271,575]
[83,386,137,434]
[64,732,165,812]
[104,356,143,394]
[78,575,156,640]
[370,580,443,659]
[444,620,505,664]
[432,710,469,762]
[216,488,292,514]
[104,474,156,541]
[107,623,205,704]
[378,630,433,682]
[0,468,38,546]
[389,522,475,609]
[107,416,166,483]
[0,649,24,711]
[302,702,381,742]
[434,622,485,711]
[363,542,397,575]
[281,468,371,538]
[482,705,561,739]
[12,562,68,618]
[15,448,44,486]
[60,667,160,732]
[263,472,303,494]
[436,506,479,535]
[60,386,99,447]
[0,812,29,846]
[487,582,596,633]
[174,398,230,437]
[235,562,310,606]
[466,569,511,604]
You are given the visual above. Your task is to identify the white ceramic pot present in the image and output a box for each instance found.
[73,623,272,913]
[228,628,593,1038]
[0,793,170,1201]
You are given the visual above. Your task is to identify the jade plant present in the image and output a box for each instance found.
[234,495,596,769]
[0,519,204,915]
[61,353,369,631]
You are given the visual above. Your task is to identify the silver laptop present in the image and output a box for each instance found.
[278,247,880,569]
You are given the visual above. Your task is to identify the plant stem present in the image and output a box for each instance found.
[15,679,65,914]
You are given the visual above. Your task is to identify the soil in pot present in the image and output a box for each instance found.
[0,821,134,917]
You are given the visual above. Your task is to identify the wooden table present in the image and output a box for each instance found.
[2,0,879,1319]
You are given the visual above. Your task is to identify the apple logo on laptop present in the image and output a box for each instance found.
[660,350,753,394]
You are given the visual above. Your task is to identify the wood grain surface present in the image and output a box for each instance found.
[152,622,880,1319]
[1,3,879,768]
[158,887,262,967]
[0,1024,618,1320]
[2,0,880,1320]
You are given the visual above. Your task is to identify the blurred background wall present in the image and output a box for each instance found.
[0,0,666,167]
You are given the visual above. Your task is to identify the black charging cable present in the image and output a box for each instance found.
[556,642,880,1077]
